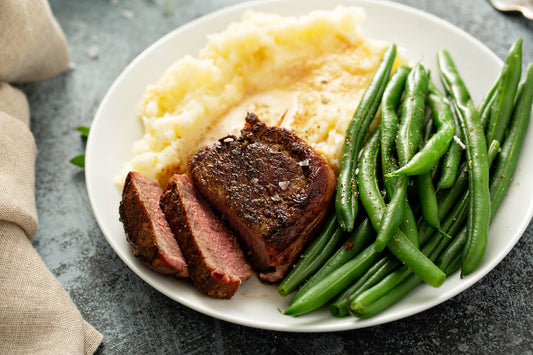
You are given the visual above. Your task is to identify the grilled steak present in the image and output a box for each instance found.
[187,113,336,282]
[160,174,251,299]
[119,171,188,277]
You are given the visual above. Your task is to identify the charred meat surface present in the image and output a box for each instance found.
[119,171,188,277]
[160,174,251,299]
[187,113,336,282]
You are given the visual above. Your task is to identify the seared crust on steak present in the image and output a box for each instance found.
[187,113,336,282]
[160,174,251,299]
[119,171,188,277]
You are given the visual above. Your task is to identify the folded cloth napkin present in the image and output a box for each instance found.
[0,1,103,354]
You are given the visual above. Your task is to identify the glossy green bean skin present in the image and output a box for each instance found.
[396,63,430,167]
[436,114,464,190]
[351,268,421,318]
[289,218,374,303]
[379,65,418,247]
[284,244,381,316]
[479,75,501,131]
[437,226,466,273]
[435,163,468,217]
[381,65,411,191]
[358,130,445,287]
[394,82,454,176]
[487,140,501,168]
[375,178,407,252]
[417,164,467,246]
[490,63,533,214]
[346,133,504,318]
[278,214,344,296]
[401,203,419,247]
[413,98,444,230]
[437,69,532,276]
[380,64,429,248]
[341,140,478,318]
[444,252,463,275]
[437,139,502,272]
[329,254,400,317]
[486,37,522,146]
[438,49,490,276]
[358,130,386,231]
[351,192,468,317]
[335,44,397,232]
[428,192,470,261]
[415,172,440,229]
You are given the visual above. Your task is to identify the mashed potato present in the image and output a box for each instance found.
[117,6,403,186]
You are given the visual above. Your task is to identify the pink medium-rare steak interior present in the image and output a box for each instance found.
[119,171,188,277]
[160,174,251,299]
[187,113,337,282]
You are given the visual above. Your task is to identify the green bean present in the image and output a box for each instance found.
[351,192,468,317]
[416,160,467,245]
[444,252,463,275]
[479,74,501,131]
[415,123,465,243]
[358,130,445,287]
[351,269,422,318]
[487,140,501,168]
[396,63,430,167]
[486,37,522,146]
[490,63,533,214]
[438,49,490,276]
[439,68,533,276]
[411,185,468,261]
[379,65,418,247]
[351,232,453,319]
[375,177,407,252]
[358,129,386,231]
[436,113,464,190]
[381,65,411,192]
[428,191,470,260]
[343,143,473,318]
[435,163,468,216]
[348,136,501,318]
[278,214,344,296]
[413,108,442,231]
[329,254,400,317]
[437,139,503,272]
[393,82,454,176]
[350,265,412,315]
[478,72,501,119]
[415,172,440,229]
[284,244,381,316]
[401,203,419,247]
[437,228,466,273]
[289,218,374,303]
[377,64,428,249]
[378,64,428,249]
[335,44,397,232]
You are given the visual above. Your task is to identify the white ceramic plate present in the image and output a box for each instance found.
[85,0,533,332]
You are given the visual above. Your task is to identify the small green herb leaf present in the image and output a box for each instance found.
[76,126,90,138]
[70,154,85,168]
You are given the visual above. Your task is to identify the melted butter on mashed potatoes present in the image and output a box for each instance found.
[117,6,403,186]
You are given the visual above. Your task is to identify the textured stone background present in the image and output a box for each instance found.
[21,0,532,353]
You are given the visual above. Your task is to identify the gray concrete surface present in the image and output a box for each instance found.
[22,0,532,353]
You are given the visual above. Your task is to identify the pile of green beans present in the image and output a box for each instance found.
[335,44,397,232]
[279,37,532,319]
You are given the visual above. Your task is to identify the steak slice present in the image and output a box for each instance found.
[160,174,251,299]
[119,171,188,277]
[187,113,336,283]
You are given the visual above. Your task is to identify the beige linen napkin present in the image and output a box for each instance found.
[0,1,103,354]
